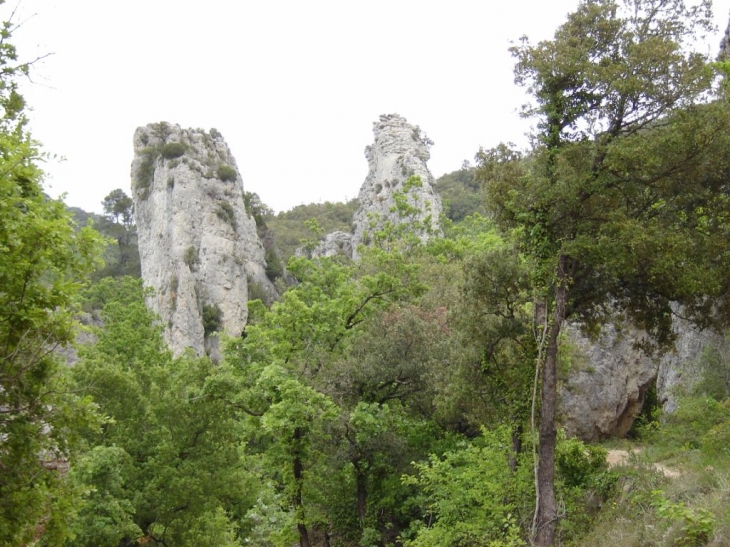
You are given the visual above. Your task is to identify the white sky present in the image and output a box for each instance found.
[10,0,730,214]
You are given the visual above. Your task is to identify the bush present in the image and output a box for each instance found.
[217,164,237,182]
[160,142,186,159]
[556,436,609,489]
[652,491,716,547]
[402,427,531,547]
[202,304,222,335]
[660,397,730,451]
[183,246,199,268]
[216,202,237,229]
[265,249,283,282]
[135,155,155,198]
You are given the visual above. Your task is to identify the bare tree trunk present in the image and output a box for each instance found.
[293,428,310,547]
[534,257,569,547]
[355,466,367,524]
[509,424,523,473]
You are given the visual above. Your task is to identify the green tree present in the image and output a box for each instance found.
[70,277,256,546]
[434,165,485,222]
[266,199,358,261]
[225,242,430,546]
[96,188,140,278]
[402,427,530,547]
[0,5,105,543]
[102,188,134,228]
[480,1,730,544]
[322,305,454,545]
[457,246,537,460]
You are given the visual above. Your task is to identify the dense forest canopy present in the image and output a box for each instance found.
[3,1,730,547]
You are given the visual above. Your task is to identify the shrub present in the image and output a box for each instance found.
[160,142,186,159]
[150,121,172,139]
[202,303,222,335]
[210,128,222,139]
[652,491,715,547]
[183,246,199,268]
[265,249,283,282]
[556,436,608,489]
[402,427,531,547]
[660,397,730,450]
[217,164,237,182]
[216,201,237,229]
[134,155,155,198]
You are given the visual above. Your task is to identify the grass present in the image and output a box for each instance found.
[569,396,730,547]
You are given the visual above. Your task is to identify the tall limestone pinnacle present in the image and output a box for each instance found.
[131,122,274,358]
[351,114,443,257]
[299,114,443,260]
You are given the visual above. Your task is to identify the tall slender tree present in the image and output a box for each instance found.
[479,1,730,544]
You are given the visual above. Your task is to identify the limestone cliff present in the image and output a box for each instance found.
[131,122,274,357]
[560,323,659,441]
[561,316,728,441]
[350,114,442,258]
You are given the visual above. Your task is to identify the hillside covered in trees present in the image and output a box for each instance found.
[4,1,730,547]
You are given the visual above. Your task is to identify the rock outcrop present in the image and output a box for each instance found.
[296,114,443,260]
[350,114,442,258]
[560,323,659,441]
[561,316,728,441]
[296,231,354,259]
[131,122,274,358]
[656,316,728,413]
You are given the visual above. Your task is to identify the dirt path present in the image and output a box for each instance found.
[607,448,681,478]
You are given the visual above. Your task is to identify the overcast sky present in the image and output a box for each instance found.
[10,0,730,214]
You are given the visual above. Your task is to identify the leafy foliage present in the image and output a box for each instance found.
[134,152,156,198]
[652,491,716,547]
[403,428,530,547]
[183,245,199,268]
[202,303,223,335]
[266,199,358,260]
[70,277,257,546]
[479,1,730,544]
[434,164,485,222]
[159,141,186,159]
[217,164,237,182]
[0,8,106,541]
[217,200,237,229]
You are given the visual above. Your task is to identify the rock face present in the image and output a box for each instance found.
[295,114,443,260]
[561,316,728,441]
[561,323,659,441]
[131,122,274,358]
[296,231,354,259]
[350,114,442,258]
[656,316,728,413]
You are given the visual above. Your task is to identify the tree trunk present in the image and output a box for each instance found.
[293,428,310,547]
[355,466,367,523]
[534,256,569,547]
[509,423,523,473]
